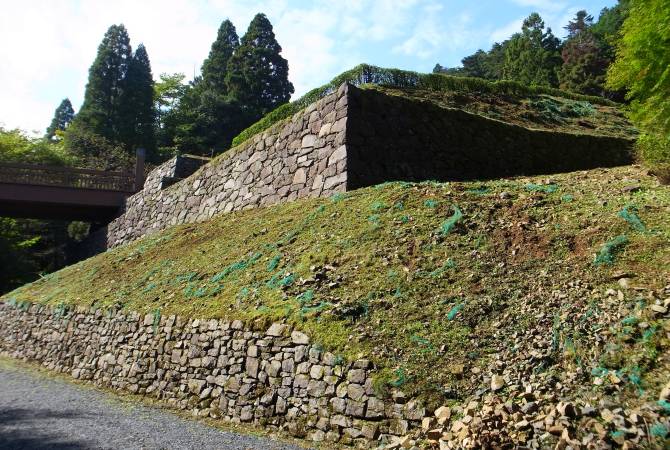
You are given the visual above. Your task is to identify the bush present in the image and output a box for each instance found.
[230,64,616,148]
[63,123,133,171]
[0,127,74,166]
[637,134,670,184]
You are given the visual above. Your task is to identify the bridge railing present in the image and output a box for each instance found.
[0,163,136,192]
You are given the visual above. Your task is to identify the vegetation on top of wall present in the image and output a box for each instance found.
[230,63,617,148]
[4,165,668,410]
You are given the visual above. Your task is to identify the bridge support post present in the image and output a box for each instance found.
[134,148,146,191]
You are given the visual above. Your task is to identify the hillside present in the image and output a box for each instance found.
[3,164,669,446]
[368,85,635,139]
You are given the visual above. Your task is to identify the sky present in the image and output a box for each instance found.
[1,0,617,134]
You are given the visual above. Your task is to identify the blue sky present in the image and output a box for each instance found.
[0,0,617,133]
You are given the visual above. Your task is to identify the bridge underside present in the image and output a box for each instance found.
[0,183,127,222]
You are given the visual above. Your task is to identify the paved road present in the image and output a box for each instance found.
[0,362,305,450]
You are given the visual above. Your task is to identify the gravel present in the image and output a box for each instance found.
[0,363,305,450]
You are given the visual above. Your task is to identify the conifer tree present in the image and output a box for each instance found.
[174,19,241,153]
[226,13,294,118]
[502,13,561,87]
[45,98,75,140]
[202,20,239,93]
[74,24,132,142]
[558,11,608,96]
[121,44,156,152]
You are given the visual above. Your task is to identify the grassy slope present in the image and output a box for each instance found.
[4,166,669,409]
[369,85,635,138]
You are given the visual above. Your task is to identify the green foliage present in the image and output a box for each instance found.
[502,13,562,87]
[0,218,40,293]
[607,0,670,177]
[231,63,613,148]
[74,24,132,145]
[202,20,239,94]
[63,122,132,170]
[45,98,75,140]
[173,20,242,154]
[121,44,156,153]
[225,13,294,118]
[0,127,74,166]
[72,24,157,158]
[559,30,609,96]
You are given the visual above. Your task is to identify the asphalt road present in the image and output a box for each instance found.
[0,362,304,450]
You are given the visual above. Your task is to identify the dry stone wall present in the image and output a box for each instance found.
[0,302,426,447]
[345,86,634,188]
[105,84,350,248]
[90,83,633,251]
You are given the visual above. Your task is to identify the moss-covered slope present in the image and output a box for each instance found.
[368,85,635,138]
[4,167,669,413]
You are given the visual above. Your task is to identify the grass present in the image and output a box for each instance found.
[366,85,635,139]
[3,166,669,406]
[229,63,621,148]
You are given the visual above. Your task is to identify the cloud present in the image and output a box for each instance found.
[490,17,524,43]
[508,0,567,12]
[0,0,593,134]
[393,3,478,60]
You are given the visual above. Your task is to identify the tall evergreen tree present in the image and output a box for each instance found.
[174,19,241,153]
[226,13,294,118]
[74,24,132,143]
[45,98,75,140]
[202,20,239,93]
[502,13,561,87]
[121,44,156,152]
[558,11,608,95]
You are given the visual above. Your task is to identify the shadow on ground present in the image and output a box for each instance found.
[0,407,93,449]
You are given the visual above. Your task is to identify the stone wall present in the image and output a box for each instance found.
[0,302,425,447]
[105,84,350,248]
[345,86,634,188]
[90,83,633,251]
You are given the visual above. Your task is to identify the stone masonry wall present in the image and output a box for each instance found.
[345,86,634,188]
[91,83,633,251]
[105,84,350,248]
[0,302,426,447]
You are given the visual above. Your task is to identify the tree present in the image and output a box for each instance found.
[558,10,609,95]
[1,126,73,166]
[226,13,294,118]
[45,98,75,140]
[202,20,239,93]
[502,13,562,87]
[173,20,241,154]
[74,24,132,145]
[607,0,670,181]
[154,73,188,150]
[121,43,156,153]
[433,41,508,80]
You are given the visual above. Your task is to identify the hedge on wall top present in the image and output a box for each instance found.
[230,63,617,148]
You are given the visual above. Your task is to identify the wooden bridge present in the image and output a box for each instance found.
[0,150,144,223]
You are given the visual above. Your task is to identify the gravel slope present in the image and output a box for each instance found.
[0,362,304,450]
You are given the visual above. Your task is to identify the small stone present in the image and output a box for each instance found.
[266,323,287,336]
[651,304,668,314]
[491,375,505,392]
[600,408,615,423]
[434,406,451,425]
[291,331,309,344]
